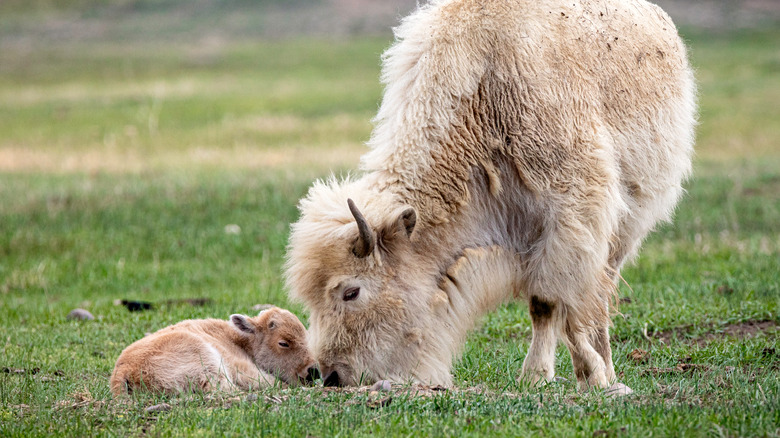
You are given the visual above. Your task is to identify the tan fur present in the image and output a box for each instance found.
[109,307,315,395]
[286,0,695,388]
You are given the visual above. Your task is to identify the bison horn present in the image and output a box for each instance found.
[347,198,375,258]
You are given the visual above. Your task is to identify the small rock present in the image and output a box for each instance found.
[224,224,241,235]
[605,382,634,397]
[245,393,259,403]
[67,309,94,321]
[145,403,171,413]
[371,380,392,392]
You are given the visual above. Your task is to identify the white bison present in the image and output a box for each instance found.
[285,0,695,389]
[110,307,317,395]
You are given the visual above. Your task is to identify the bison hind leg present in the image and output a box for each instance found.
[520,274,618,389]
[561,308,616,390]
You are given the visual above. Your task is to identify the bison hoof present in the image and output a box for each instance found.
[605,382,634,397]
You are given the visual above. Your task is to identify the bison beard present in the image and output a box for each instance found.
[285,0,695,390]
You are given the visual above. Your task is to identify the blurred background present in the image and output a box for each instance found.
[0,0,778,325]
[0,0,778,173]
[0,3,778,434]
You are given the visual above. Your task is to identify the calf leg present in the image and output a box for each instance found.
[229,360,277,390]
[521,296,558,384]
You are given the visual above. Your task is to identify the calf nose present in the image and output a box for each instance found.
[305,366,320,384]
[323,370,341,387]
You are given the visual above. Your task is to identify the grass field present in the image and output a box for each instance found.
[1,8,779,437]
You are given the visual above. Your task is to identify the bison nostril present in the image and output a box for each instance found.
[323,370,341,387]
[305,366,320,383]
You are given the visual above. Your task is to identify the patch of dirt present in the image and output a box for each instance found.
[55,388,105,411]
[652,319,777,346]
[2,367,65,382]
[593,427,627,437]
[721,320,777,337]
[2,367,39,375]
[627,348,650,364]
[641,363,711,376]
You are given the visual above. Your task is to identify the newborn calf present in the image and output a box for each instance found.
[110,307,316,395]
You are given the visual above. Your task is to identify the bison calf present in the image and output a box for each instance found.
[110,307,316,395]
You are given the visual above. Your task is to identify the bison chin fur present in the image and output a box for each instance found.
[285,0,695,390]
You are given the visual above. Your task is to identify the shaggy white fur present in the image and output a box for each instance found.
[286,0,695,389]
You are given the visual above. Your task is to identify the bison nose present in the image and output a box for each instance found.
[305,366,320,384]
[323,370,341,387]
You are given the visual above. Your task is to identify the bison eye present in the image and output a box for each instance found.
[278,341,290,348]
[343,287,360,302]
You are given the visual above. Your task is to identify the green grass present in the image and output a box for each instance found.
[1,14,779,438]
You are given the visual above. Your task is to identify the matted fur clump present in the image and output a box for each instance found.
[286,0,695,390]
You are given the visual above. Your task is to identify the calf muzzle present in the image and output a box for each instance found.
[305,366,320,384]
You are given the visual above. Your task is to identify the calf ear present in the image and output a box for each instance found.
[231,314,256,334]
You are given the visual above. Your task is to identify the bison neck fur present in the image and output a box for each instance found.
[285,0,695,389]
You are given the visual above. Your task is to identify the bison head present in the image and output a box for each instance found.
[285,178,450,386]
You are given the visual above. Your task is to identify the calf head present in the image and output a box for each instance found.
[230,307,317,385]
[286,182,443,386]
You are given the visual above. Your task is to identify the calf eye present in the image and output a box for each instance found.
[278,341,290,348]
[343,287,360,302]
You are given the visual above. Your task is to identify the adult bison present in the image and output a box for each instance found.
[285,0,695,389]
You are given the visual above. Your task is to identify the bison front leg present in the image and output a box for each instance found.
[520,296,558,385]
[229,361,278,390]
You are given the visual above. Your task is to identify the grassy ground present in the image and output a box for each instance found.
[1,13,778,438]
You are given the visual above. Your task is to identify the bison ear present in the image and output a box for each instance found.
[231,314,256,334]
[397,207,417,237]
[383,206,416,240]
